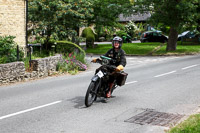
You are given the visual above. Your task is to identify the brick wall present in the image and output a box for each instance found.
[0,0,26,48]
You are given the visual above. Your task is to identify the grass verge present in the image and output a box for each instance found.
[85,42,200,56]
[167,114,200,133]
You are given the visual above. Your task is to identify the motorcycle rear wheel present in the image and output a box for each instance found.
[85,81,98,107]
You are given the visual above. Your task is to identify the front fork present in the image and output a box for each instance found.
[91,75,101,94]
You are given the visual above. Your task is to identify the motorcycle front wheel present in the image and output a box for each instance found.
[85,81,99,107]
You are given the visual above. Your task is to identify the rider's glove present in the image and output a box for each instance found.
[91,58,97,63]
[116,65,124,72]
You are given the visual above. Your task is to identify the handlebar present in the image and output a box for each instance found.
[100,56,112,60]
[91,56,117,71]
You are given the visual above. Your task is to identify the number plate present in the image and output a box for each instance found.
[97,70,104,78]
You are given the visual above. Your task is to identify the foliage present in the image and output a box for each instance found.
[88,0,133,40]
[115,21,146,41]
[114,23,126,31]
[88,0,132,26]
[0,36,24,64]
[65,52,87,71]
[167,114,200,133]
[154,24,170,35]
[132,0,200,51]
[116,30,127,38]
[28,0,93,48]
[82,27,95,48]
[56,52,87,75]
[134,0,199,30]
[28,0,133,47]
[125,21,146,38]
[56,41,85,56]
[23,56,30,71]
[95,26,115,41]
[125,21,138,37]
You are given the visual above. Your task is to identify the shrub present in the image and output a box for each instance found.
[56,52,87,75]
[65,52,87,71]
[82,27,95,48]
[0,36,24,63]
[56,41,85,56]
[56,41,87,74]
[116,30,127,38]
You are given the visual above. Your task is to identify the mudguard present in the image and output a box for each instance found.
[91,75,99,82]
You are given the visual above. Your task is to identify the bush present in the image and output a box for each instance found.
[56,52,87,75]
[0,36,24,63]
[56,41,87,74]
[82,27,95,48]
[56,41,85,56]
[116,30,127,38]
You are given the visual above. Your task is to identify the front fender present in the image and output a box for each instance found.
[91,75,99,82]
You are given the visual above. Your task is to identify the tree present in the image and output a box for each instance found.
[28,0,93,50]
[195,1,200,33]
[133,0,199,51]
[87,0,132,40]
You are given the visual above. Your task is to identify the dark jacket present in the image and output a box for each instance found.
[104,48,126,67]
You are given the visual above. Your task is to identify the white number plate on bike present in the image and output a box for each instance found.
[97,70,104,78]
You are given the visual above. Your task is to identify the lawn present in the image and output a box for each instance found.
[86,42,162,55]
[85,42,200,56]
[167,114,200,133]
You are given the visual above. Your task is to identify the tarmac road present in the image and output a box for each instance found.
[0,54,200,133]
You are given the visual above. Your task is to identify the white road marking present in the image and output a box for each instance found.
[182,64,198,70]
[154,71,176,78]
[125,81,138,85]
[0,101,62,120]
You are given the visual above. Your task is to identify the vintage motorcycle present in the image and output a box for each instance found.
[85,56,128,107]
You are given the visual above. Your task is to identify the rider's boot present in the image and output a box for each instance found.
[106,83,114,98]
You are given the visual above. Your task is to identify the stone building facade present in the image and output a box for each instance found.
[0,0,26,48]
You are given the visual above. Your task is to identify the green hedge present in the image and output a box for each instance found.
[82,27,95,48]
[82,27,95,42]
[56,41,85,56]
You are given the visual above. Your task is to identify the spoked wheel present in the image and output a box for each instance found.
[85,81,99,107]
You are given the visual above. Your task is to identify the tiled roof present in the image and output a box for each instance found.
[118,13,151,22]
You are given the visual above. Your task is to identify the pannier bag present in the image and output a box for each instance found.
[116,72,128,86]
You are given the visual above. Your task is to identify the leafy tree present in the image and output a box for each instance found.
[195,2,200,33]
[133,0,200,51]
[28,0,93,50]
[87,0,133,40]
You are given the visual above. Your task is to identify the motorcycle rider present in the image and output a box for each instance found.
[92,36,126,98]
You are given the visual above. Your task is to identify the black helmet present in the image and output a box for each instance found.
[112,36,123,48]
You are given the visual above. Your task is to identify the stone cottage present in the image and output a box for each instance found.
[0,0,26,48]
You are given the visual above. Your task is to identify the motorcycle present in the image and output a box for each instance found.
[85,56,128,107]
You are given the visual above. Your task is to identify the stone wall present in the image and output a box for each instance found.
[0,55,63,85]
[30,55,63,77]
[0,62,25,84]
[0,0,26,48]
